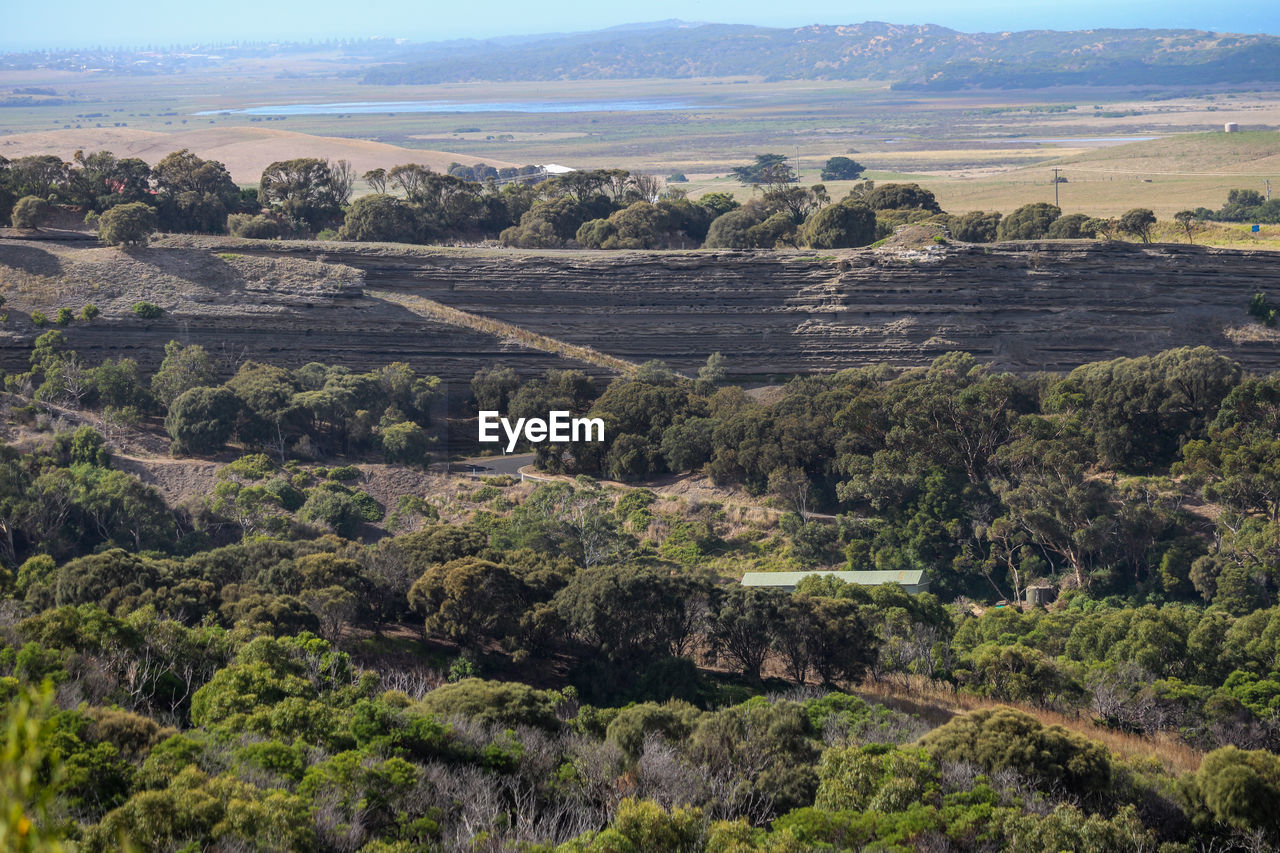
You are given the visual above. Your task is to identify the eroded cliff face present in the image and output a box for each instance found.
[0,240,611,401]
[2,238,1279,392]
[258,239,1280,379]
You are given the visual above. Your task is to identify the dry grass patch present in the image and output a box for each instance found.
[858,675,1204,776]
[1223,323,1280,345]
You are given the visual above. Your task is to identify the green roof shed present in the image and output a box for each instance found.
[740,570,930,594]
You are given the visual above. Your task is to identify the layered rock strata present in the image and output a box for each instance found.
[3,239,1279,393]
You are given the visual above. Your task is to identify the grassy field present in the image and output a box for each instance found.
[678,133,1280,224]
[922,131,1280,217]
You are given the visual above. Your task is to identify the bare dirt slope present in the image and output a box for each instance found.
[0,127,513,184]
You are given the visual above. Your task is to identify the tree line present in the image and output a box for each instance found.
[5,147,1189,251]
[1189,187,1280,225]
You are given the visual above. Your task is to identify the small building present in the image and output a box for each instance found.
[1225,122,1240,133]
[740,570,930,595]
[1025,584,1058,607]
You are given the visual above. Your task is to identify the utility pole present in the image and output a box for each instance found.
[1052,169,1062,207]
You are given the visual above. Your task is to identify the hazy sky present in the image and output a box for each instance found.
[7,0,1280,51]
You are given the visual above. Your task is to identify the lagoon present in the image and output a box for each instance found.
[195,99,702,116]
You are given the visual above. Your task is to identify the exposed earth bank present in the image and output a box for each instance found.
[3,236,1279,390]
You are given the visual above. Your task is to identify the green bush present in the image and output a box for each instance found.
[350,490,384,522]
[98,202,157,247]
[919,708,1111,796]
[30,310,48,327]
[165,386,240,456]
[54,308,73,327]
[264,478,306,512]
[863,182,940,212]
[394,494,439,521]
[226,212,289,239]
[800,199,876,249]
[223,453,275,481]
[298,488,368,538]
[606,701,702,763]
[382,421,432,465]
[80,304,99,321]
[55,425,111,467]
[1119,207,1157,243]
[11,195,51,229]
[1248,292,1277,327]
[816,744,939,813]
[949,210,1002,243]
[997,202,1061,240]
[469,485,501,503]
[436,655,474,685]
[131,301,163,319]
[1192,746,1280,838]
[416,679,563,730]
[337,194,419,243]
[704,208,763,249]
[1046,212,1095,239]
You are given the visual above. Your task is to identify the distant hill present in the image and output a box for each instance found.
[362,21,1280,89]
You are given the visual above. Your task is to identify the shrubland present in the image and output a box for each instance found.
[4,330,1280,847]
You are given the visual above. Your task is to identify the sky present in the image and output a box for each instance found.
[6,0,1280,51]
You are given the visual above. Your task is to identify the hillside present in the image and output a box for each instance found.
[3,237,1280,389]
[362,21,1280,89]
[0,239,609,404]
[0,127,512,185]
[7,238,1280,853]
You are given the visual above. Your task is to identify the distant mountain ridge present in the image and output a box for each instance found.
[362,21,1280,89]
